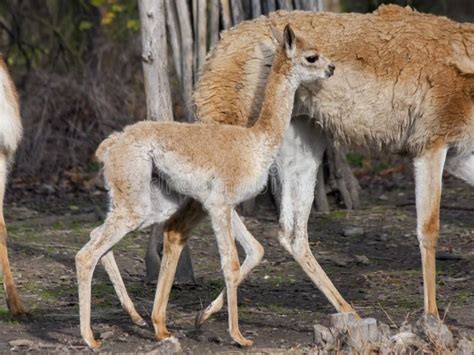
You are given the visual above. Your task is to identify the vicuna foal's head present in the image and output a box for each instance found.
[272,24,335,83]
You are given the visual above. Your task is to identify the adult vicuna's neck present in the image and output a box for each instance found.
[252,49,297,140]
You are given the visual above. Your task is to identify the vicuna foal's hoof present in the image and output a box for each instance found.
[236,337,254,347]
[194,309,207,329]
[155,329,172,341]
[232,334,254,347]
[85,338,102,349]
[133,318,148,327]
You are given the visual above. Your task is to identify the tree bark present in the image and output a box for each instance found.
[196,0,207,74]
[138,0,173,122]
[175,0,194,119]
[138,0,194,285]
[209,0,220,49]
[230,0,244,25]
[164,0,182,82]
[220,0,232,29]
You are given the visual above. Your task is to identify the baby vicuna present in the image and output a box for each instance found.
[76,24,334,348]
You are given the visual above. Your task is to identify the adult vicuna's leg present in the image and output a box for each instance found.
[195,210,264,327]
[414,145,448,317]
[209,206,252,346]
[152,199,204,340]
[276,119,358,315]
[445,153,474,186]
[0,152,26,317]
[76,214,141,348]
[145,223,195,284]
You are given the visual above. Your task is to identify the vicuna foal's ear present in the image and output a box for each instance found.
[271,26,284,47]
[283,24,296,57]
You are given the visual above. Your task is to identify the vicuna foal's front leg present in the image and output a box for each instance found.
[195,210,264,327]
[209,206,253,347]
[414,145,448,317]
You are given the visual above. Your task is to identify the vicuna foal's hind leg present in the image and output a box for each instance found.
[414,145,448,317]
[100,249,146,326]
[76,214,141,348]
[195,210,264,328]
[0,153,26,318]
[209,206,252,347]
[152,199,204,340]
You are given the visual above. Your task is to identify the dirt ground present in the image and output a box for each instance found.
[0,168,473,353]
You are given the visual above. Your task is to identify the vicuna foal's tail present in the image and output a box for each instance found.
[95,132,123,163]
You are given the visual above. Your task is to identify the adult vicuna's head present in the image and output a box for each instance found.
[271,24,335,83]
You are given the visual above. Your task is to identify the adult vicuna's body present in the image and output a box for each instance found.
[0,57,25,318]
[76,25,335,348]
[183,5,474,321]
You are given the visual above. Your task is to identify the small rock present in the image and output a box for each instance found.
[378,194,389,201]
[208,335,223,344]
[390,331,422,347]
[38,184,55,195]
[456,338,474,355]
[342,227,364,237]
[9,339,36,348]
[146,337,181,354]
[334,258,349,267]
[100,331,114,340]
[355,255,370,265]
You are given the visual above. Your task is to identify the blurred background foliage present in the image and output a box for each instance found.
[0,0,472,188]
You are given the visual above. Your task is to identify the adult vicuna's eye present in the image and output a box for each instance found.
[305,55,319,63]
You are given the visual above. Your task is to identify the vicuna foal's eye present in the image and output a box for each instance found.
[305,55,319,63]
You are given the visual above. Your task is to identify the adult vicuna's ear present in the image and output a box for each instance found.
[283,24,296,57]
[271,25,284,47]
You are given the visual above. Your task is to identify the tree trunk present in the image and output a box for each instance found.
[138,0,194,285]
[175,0,194,119]
[220,0,232,29]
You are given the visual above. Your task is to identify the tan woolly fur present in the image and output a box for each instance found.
[76,25,334,348]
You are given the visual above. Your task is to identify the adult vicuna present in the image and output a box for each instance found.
[175,4,474,323]
[0,57,26,318]
[76,24,335,348]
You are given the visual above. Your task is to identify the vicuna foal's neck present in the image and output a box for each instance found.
[251,52,297,142]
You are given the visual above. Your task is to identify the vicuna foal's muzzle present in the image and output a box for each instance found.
[326,64,335,78]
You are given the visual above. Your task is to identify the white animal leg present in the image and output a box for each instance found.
[195,210,264,327]
[100,247,147,326]
[76,213,142,348]
[208,206,252,347]
[276,118,358,315]
[414,145,448,317]
[445,153,474,186]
